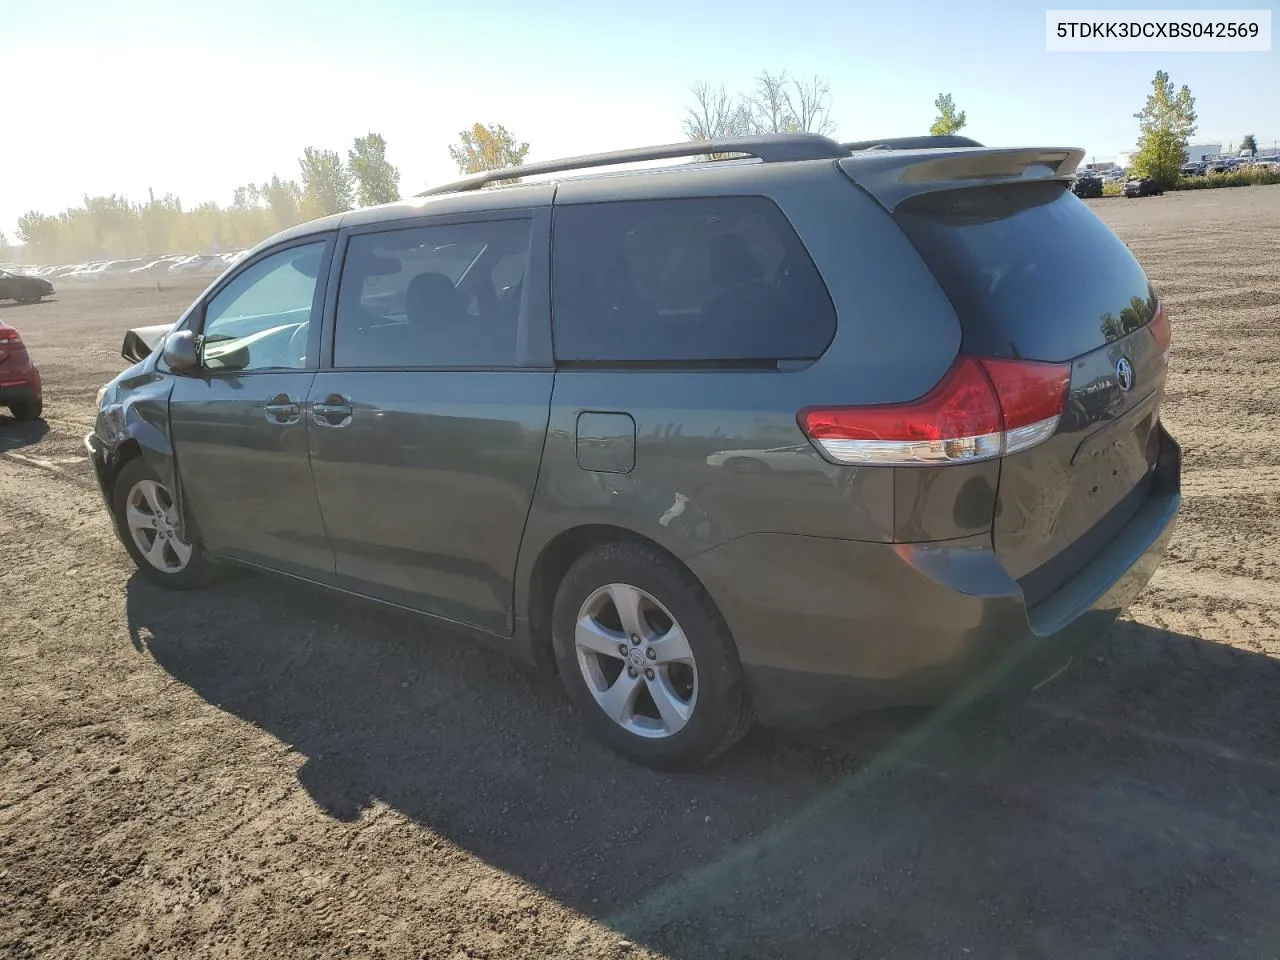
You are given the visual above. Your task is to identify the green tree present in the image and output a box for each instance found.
[260,176,305,231]
[348,132,401,206]
[0,230,10,259]
[16,212,61,261]
[299,147,354,219]
[929,93,967,136]
[448,123,529,176]
[1132,70,1196,186]
[1241,133,1258,155]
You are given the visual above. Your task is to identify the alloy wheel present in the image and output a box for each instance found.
[125,479,192,574]
[574,583,699,739]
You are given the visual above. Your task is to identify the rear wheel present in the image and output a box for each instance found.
[7,399,42,421]
[551,541,753,769]
[112,457,212,589]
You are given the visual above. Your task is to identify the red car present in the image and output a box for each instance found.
[0,321,42,421]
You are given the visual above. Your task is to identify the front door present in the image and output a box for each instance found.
[168,237,337,581]
[307,211,553,634]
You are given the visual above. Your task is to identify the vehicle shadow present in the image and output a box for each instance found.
[126,571,1280,959]
[0,415,50,447]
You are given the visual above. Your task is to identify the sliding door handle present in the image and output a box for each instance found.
[311,394,353,428]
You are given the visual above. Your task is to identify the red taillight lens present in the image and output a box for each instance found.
[1147,301,1171,360]
[979,356,1072,455]
[799,355,1070,466]
[0,333,20,346]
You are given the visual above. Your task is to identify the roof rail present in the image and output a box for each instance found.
[842,135,985,152]
[416,133,850,196]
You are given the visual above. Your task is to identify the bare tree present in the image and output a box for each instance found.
[684,71,836,153]
[748,71,798,134]
[682,81,752,143]
[786,74,835,137]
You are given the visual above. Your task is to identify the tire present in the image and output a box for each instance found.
[551,541,754,769]
[7,399,42,421]
[112,456,213,590]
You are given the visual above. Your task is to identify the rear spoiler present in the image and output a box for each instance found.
[842,135,985,152]
[839,146,1086,211]
[122,323,174,363]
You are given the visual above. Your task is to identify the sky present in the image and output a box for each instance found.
[4,0,1277,241]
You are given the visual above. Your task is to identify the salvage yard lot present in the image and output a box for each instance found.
[3,185,1280,960]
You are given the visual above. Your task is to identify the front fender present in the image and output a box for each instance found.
[96,369,182,534]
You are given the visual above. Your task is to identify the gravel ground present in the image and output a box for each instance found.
[3,186,1280,960]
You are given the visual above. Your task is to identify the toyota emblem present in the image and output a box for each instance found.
[1115,356,1135,392]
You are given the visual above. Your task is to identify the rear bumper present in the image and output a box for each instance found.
[0,370,41,406]
[688,425,1181,728]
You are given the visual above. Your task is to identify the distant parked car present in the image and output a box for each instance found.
[1123,177,1163,198]
[169,255,226,275]
[1071,174,1103,199]
[1207,159,1235,174]
[64,262,113,281]
[1180,162,1205,177]
[0,269,54,304]
[0,320,42,420]
[131,257,184,276]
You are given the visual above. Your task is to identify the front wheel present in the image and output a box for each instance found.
[551,542,754,769]
[112,457,212,589]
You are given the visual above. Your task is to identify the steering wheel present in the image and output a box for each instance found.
[287,322,309,365]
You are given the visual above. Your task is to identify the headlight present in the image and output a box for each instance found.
[96,384,110,407]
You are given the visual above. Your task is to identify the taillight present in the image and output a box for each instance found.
[1147,301,1171,362]
[0,333,20,346]
[799,355,1070,466]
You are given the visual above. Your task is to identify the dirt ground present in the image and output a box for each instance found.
[3,186,1280,960]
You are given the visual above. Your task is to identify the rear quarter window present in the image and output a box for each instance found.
[551,196,835,364]
[894,181,1156,363]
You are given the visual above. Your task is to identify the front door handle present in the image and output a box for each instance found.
[311,394,353,428]
[263,394,302,425]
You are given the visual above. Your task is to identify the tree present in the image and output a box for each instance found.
[0,231,9,259]
[298,147,354,219]
[1132,70,1197,186]
[684,71,836,144]
[16,212,60,261]
[929,93,967,136]
[744,71,834,136]
[448,123,529,177]
[682,82,753,159]
[260,175,305,231]
[348,133,401,207]
[1241,133,1258,155]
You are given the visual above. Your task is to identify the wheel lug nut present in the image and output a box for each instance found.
[644,668,655,680]
[627,666,638,678]
[630,634,641,646]
[645,648,656,660]
[618,644,629,657]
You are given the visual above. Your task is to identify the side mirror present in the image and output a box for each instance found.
[162,329,200,372]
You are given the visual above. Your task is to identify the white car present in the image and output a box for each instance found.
[169,255,227,275]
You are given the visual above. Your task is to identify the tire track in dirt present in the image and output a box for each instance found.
[1147,565,1279,608]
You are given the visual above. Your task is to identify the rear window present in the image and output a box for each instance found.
[551,197,835,364]
[894,181,1156,362]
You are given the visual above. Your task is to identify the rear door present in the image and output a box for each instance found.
[306,207,554,635]
[892,178,1169,603]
